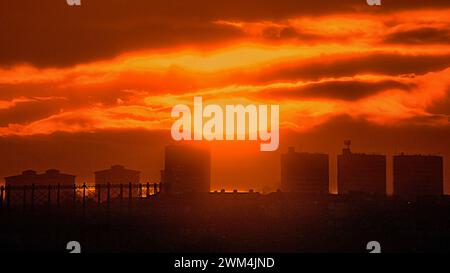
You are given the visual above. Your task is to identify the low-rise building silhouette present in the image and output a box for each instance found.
[281,147,329,194]
[394,154,443,199]
[5,170,38,187]
[161,145,211,194]
[95,165,140,185]
[4,169,76,204]
[337,143,386,195]
[94,165,141,200]
[5,169,75,186]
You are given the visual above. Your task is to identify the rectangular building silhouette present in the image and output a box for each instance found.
[94,165,141,200]
[95,165,140,185]
[4,169,76,205]
[161,145,211,194]
[281,147,329,194]
[394,154,443,199]
[338,147,386,195]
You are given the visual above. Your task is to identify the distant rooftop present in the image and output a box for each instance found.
[285,147,327,155]
[5,169,75,180]
[94,165,140,174]
[395,153,442,158]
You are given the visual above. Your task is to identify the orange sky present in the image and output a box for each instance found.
[0,1,449,193]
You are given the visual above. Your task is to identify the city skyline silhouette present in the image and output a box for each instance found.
[2,141,446,198]
[1,0,450,254]
[0,1,449,196]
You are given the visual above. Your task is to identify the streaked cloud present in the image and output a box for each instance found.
[0,2,448,137]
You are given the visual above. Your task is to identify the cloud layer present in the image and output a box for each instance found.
[0,1,448,137]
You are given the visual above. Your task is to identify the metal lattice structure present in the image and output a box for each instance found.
[0,183,162,210]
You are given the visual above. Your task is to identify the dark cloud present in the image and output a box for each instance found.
[384,27,450,45]
[0,82,151,126]
[427,87,450,115]
[0,17,243,67]
[261,26,325,42]
[399,114,449,126]
[0,84,58,101]
[261,80,414,101]
[255,53,450,83]
[379,0,450,10]
[0,82,146,108]
[0,99,68,127]
[2,0,450,67]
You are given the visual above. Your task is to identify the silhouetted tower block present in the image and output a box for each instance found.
[95,165,140,200]
[161,145,211,194]
[4,169,75,205]
[281,147,329,194]
[394,154,443,199]
[337,145,386,195]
